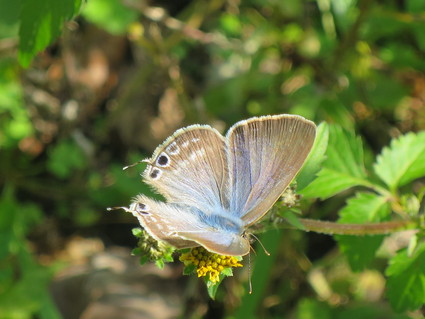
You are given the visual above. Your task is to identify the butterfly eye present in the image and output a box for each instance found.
[156,153,170,167]
[150,168,162,180]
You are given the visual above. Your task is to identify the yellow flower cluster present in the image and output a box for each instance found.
[179,247,243,283]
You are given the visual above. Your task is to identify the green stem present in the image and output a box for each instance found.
[296,218,418,236]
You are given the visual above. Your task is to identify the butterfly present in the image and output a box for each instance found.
[125,114,316,256]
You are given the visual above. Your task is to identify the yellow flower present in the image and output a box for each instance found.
[179,247,243,283]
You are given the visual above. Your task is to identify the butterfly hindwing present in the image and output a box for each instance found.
[130,195,200,249]
[177,231,250,256]
[227,115,316,226]
[130,195,249,256]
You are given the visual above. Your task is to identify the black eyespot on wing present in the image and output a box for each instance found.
[157,153,169,166]
[150,168,161,179]
[137,203,149,214]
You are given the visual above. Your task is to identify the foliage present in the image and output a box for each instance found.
[300,125,425,313]
[18,0,83,67]
[0,188,61,319]
[0,59,32,147]
[0,0,425,317]
[82,0,138,35]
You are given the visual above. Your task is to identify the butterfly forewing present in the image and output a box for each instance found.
[143,125,230,214]
[227,115,316,226]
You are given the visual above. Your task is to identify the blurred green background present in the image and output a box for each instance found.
[0,0,424,318]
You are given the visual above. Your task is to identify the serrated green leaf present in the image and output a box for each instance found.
[297,122,329,190]
[386,243,425,312]
[300,168,369,199]
[18,0,83,67]
[374,132,425,191]
[300,125,368,199]
[336,192,390,271]
[338,192,390,223]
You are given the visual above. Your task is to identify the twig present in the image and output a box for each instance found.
[296,217,418,236]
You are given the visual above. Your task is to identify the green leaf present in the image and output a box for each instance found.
[82,0,138,35]
[300,125,368,199]
[155,259,165,269]
[374,132,425,191]
[297,122,329,190]
[183,264,196,275]
[386,243,425,312]
[132,228,143,237]
[139,255,149,265]
[338,192,391,223]
[18,0,83,67]
[206,278,221,300]
[221,267,233,276]
[336,192,390,271]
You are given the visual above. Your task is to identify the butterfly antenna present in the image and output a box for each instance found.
[250,233,271,256]
[122,159,150,170]
[248,250,253,294]
[106,206,131,213]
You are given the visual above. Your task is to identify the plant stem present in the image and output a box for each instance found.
[296,218,418,236]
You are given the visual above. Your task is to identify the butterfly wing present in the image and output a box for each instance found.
[226,114,316,226]
[129,195,198,249]
[130,195,250,255]
[177,231,250,256]
[143,125,229,214]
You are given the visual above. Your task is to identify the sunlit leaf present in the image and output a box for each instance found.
[300,125,368,199]
[374,132,425,191]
